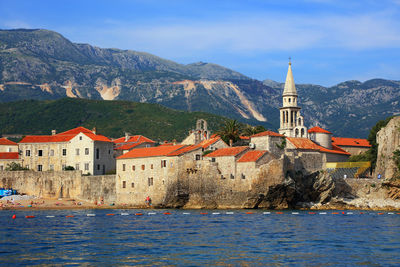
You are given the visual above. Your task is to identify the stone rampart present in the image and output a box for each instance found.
[0,171,116,203]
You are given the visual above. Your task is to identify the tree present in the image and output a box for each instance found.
[367,116,393,169]
[5,162,29,171]
[216,119,242,145]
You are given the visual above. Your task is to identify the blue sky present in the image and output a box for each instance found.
[0,0,399,86]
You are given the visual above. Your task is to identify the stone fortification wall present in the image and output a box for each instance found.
[375,116,400,179]
[0,171,115,203]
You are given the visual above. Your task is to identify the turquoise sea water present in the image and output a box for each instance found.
[1,209,400,266]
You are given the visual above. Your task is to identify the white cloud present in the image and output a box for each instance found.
[1,20,32,29]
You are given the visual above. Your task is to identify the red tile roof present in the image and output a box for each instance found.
[332,137,371,148]
[158,143,175,147]
[167,145,202,156]
[308,126,332,134]
[19,127,112,143]
[287,137,350,155]
[117,145,186,159]
[251,131,284,138]
[113,135,155,144]
[239,136,250,140]
[204,146,248,157]
[237,150,268,163]
[0,152,19,160]
[0,138,18,146]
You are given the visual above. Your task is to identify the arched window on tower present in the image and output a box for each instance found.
[295,128,299,137]
[298,118,302,126]
[301,128,305,137]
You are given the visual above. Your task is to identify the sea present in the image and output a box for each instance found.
[1,209,399,266]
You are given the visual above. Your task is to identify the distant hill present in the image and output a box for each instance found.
[1,28,399,138]
[0,98,226,141]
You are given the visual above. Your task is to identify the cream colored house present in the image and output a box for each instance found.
[331,137,371,155]
[116,144,202,206]
[19,127,115,175]
[250,131,285,156]
[0,138,18,152]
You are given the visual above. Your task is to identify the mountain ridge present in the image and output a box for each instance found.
[1,28,399,138]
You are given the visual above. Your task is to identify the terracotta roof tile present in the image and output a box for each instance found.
[287,137,350,155]
[117,145,186,159]
[19,135,75,143]
[308,126,332,134]
[83,132,112,142]
[204,146,248,157]
[251,131,284,138]
[113,135,155,144]
[0,152,19,160]
[237,150,268,163]
[0,138,18,146]
[239,136,250,140]
[167,145,202,156]
[332,137,371,147]
[57,126,93,135]
[198,137,225,149]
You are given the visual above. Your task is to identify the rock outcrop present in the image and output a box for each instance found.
[375,116,400,179]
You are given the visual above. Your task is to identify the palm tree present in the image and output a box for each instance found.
[216,119,242,146]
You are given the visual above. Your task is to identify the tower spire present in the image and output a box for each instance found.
[283,59,297,96]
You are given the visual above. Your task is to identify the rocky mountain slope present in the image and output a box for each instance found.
[1,29,399,137]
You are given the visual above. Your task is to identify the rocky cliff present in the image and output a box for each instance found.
[375,116,400,179]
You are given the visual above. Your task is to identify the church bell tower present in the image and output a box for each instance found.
[278,59,308,138]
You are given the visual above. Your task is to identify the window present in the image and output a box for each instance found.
[7,147,11,152]
[75,164,80,170]
[131,182,135,188]
[84,163,89,171]
[76,148,80,155]
[109,150,111,154]
[151,164,153,169]
[50,165,54,171]
[79,136,82,140]
[97,164,100,170]
[62,164,66,170]
[62,149,67,156]
[221,175,225,179]
[288,98,291,103]
[241,174,246,179]
[230,174,234,179]
[141,164,145,170]
[195,154,201,160]
[122,164,126,171]
[122,181,126,188]
[148,177,154,186]
[26,150,31,157]
[38,150,43,157]
[132,165,135,171]
[161,160,167,168]
[96,148,99,159]
[0,165,3,171]
[85,148,89,155]
[37,165,43,171]
[50,149,54,156]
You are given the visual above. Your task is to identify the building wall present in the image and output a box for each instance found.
[205,139,229,150]
[250,135,284,156]
[338,146,369,156]
[0,144,18,152]
[19,142,67,171]
[323,153,349,163]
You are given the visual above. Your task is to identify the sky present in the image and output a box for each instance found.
[0,0,399,86]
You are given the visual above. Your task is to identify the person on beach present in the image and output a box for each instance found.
[145,196,152,207]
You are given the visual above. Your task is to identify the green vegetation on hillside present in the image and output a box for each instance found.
[0,98,226,141]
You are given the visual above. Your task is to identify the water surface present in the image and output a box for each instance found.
[1,209,399,266]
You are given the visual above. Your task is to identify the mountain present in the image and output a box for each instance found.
[0,28,399,138]
[0,98,226,141]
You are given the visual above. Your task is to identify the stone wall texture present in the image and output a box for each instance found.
[0,171,116,203]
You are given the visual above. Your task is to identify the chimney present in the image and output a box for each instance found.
[51,130,56,135]
[92,127,97,134]
[229,139,233,147]
[124,132,129,142]
[172,139,177,145]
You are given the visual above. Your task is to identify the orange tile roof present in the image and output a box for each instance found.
[251,131,284,138]
[158,143,175,147]
[287,137,350,155]
[204,146,248,157]
[0,138,18,146]
[57,126,93,135]
[117,145,186,159]
[113,135,155,144]
[239,136,250,140]
[198,137,224,149]
[237,150,268,163]
[167,145,202,156]
[332,137,371,147]
[308,126,332,134]
[0,152,19,160]
[83,132,112,142]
